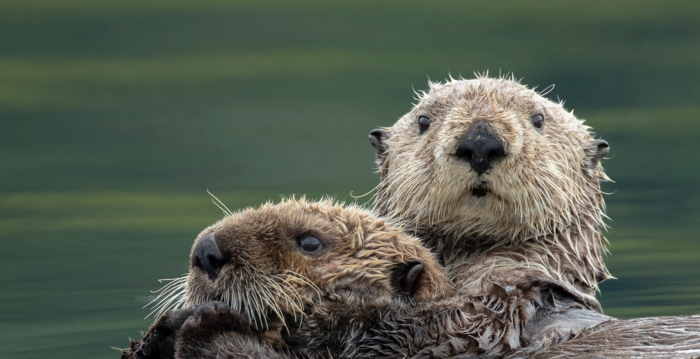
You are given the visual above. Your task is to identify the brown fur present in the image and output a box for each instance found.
[180,197,453,324]
[291,279,580,358]
[371,76,612,327]
[122,198,455,359]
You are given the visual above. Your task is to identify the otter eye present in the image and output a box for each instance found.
[531,114,544,129]
[299,235,322,254]
[418,116,432,134]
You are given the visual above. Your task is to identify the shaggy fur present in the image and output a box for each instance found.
[291,280,597,358]
[370,76,614,345]
[121,198,455,359]
[366,76,700,356]
[373,75,612,292]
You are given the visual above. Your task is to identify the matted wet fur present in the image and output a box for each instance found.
[121,198,455,359]
[369,75,614,343]
[365,75,700,356]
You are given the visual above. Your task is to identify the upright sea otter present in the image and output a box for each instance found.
[370,76,612,322]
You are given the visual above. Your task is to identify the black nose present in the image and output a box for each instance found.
[455,121,506,176]
[192,232,225,281]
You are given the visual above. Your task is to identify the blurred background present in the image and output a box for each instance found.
[1,1,699,357]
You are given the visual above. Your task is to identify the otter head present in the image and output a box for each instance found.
[148,198,453,331]
[370,76,611,246]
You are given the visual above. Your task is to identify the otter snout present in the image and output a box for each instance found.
[455,120,506,175]
[192,232,225,281]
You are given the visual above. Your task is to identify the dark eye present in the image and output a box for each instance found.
[531,114,544,129]
[418,116,432,134]
[299,235,322,254]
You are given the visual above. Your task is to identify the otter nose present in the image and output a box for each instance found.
[455,121,506,176]
[192,232,225,281]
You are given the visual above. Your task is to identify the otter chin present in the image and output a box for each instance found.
[470,183,491,197]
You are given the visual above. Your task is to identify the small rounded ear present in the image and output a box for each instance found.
[368,128,391,178]
[392,259,424,295]
[591,139,609,164]
[368,128,389,154]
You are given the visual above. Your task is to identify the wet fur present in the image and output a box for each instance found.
[371,76,613,345]
[369,76,700,355]
[122,198,455,359]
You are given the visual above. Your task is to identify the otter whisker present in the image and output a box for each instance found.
[146,286,186,318]
[207,189,234,217]
[145,276,188,319]
[349,183,380,203]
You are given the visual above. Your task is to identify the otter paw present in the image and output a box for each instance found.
[180,301,253,336]
[129,308,195,359]
[176,302,265,358]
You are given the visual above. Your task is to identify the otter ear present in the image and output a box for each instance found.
[392,259,424,296]
[368,128,390,177]
[591,139,610,165]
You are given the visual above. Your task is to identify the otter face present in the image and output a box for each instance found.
[371,77,611,242]
[148,198,453,330]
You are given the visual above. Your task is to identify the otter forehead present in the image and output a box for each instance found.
[413,78,559,118]
[191,199,415,270]
[402,78,584,144]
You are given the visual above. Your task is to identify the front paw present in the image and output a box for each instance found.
[179,301,253,339]
[128,308,195,359]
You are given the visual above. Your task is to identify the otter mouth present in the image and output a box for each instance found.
[471,184,491,197]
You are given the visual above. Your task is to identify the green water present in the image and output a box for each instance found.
[1,1,699,357]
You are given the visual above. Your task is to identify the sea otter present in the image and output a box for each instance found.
[368,76,613,341]
[121,197,455,358]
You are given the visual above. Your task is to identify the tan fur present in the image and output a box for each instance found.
[373,76,613,305]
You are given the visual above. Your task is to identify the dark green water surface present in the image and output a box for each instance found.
[1,1,699,357]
